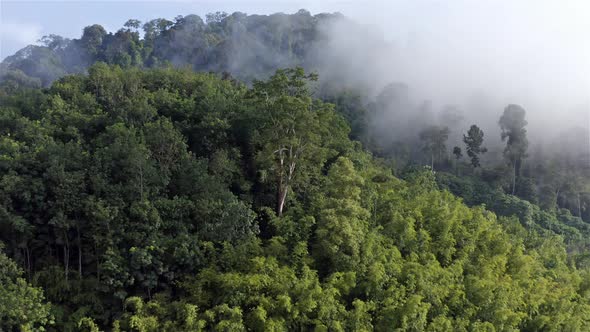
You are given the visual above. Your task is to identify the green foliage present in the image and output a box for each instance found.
[499,104,528,194]
[313,157,369,273]
[1,11,334,87]
[1,64,590,332]
[463,124,487,168]
[436,172,590,247]
[0,243,52,331]
[499,105,529,165]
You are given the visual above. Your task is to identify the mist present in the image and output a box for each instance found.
[309,0,590,160]
[2,1,589,159]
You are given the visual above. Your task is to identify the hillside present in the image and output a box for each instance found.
[1,10,590,332]
[1,63,589,331]
[0,10,339,88]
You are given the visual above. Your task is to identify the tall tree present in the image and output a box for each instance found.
[452,146,462,160]
[123,19,142,31]
[499,105,528,194]
[419,126,450,170]
[463,124,488,168]
[452,146,462,175]
[250,67,323,217]
[80,24,107,59]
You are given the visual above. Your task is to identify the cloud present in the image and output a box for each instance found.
[307,1,589,155]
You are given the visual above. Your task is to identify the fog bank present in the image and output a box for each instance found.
[312,0,589,153]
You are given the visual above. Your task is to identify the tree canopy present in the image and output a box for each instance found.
[1,64,590,331]
[1,10,590,332]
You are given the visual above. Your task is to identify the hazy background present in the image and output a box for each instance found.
[1,0,589,146]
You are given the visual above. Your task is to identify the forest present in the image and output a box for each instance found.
[1,10,590,331]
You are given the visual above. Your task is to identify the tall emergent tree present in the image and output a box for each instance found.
[453,146,462,175]
[250,67,325,217]
[499,104,528,194]
[463,124,488,168]
[452,146,462,160]
[419,125,450,170]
